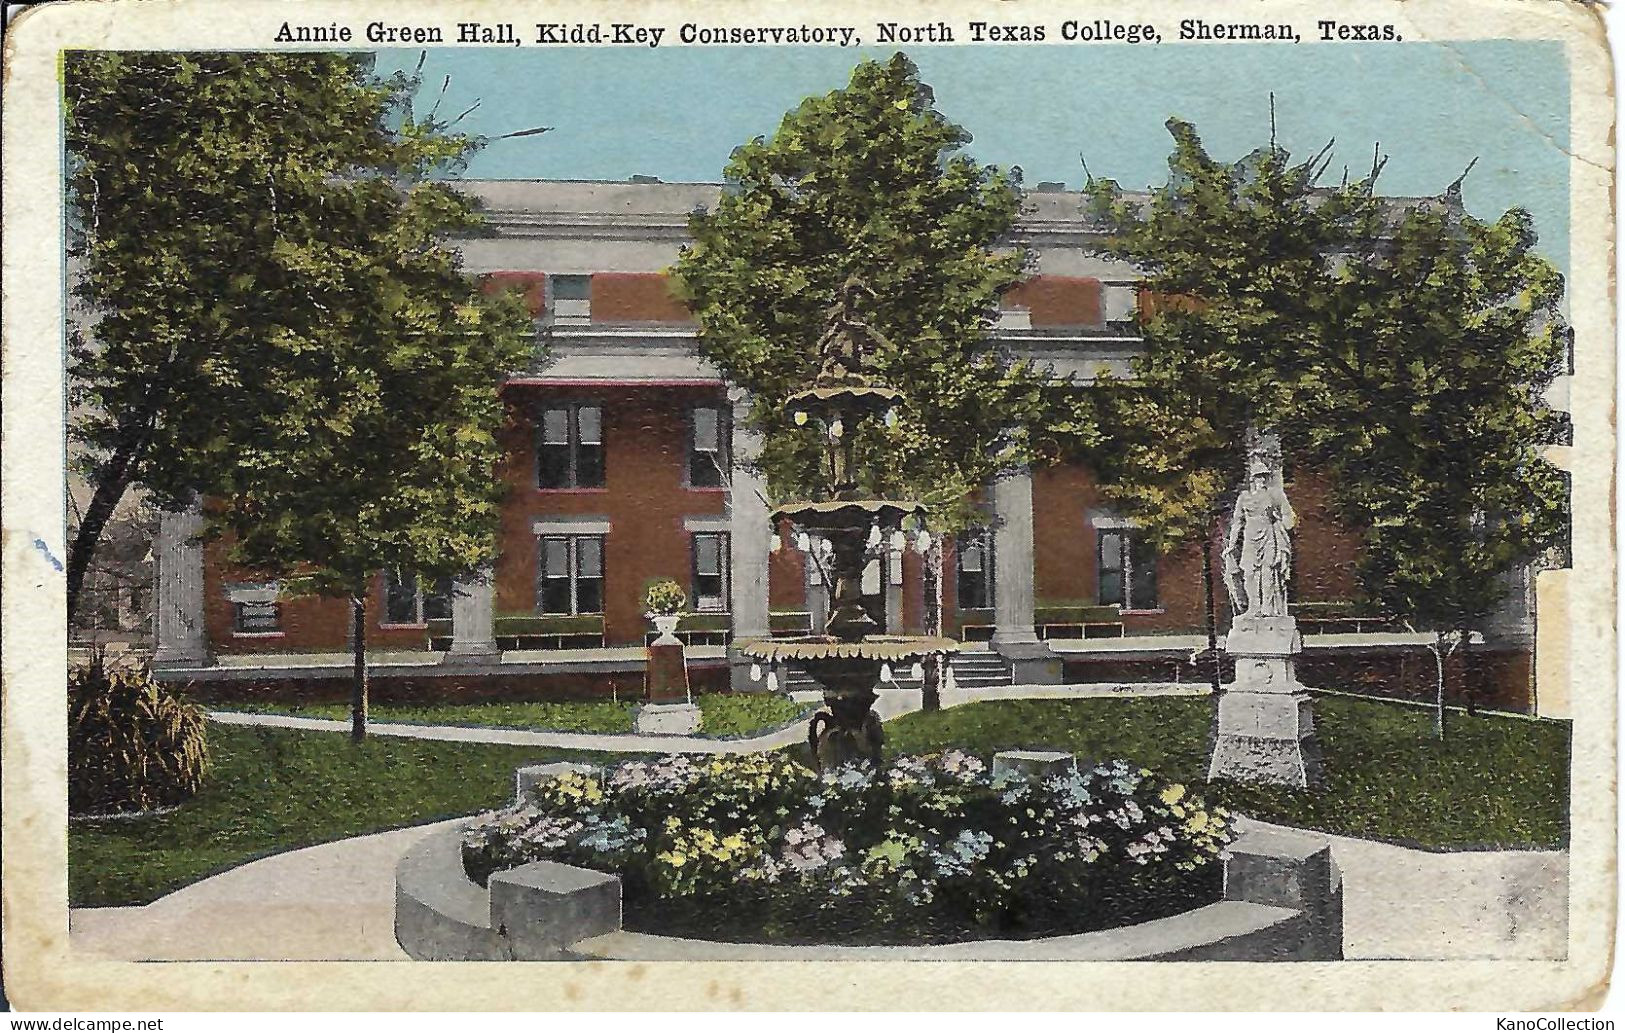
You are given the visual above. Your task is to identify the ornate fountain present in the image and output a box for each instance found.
[736,278,955,769]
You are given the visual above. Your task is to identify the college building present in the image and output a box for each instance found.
[145,179,1571,714]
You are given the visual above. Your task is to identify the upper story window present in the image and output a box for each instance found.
[538,403,604,489]
[957,529,994,610]
[549,274,591,324]
[1098,529,1158,611]
[384,568,453,626]
[537,535,605,615]
[689,406,729,487]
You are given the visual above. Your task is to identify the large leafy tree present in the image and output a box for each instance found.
[66,53,535,738]
[673,55,1097,697]
[1086,119,1378,689]
[1306,191,1569,737]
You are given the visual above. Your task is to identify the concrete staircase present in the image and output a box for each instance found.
[777,649,1012,692]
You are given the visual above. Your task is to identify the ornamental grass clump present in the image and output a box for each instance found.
[462,750,1234,944]
[68,657,210,816]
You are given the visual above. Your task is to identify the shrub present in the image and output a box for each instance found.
[643,579,688,616]
[462,751,1234,944]
[69,657,210,816]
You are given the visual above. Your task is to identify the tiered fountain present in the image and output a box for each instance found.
[736,278,955,770]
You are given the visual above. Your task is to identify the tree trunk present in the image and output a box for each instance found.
[1201,535,1222,696]
[351,594,369,743]
[66,458,139,624]
[921,536,944,711]
[1430,639,1446,742]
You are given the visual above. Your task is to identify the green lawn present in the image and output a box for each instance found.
[207,692,809,738]
[69,724,618,907]
[885,694,1570,850]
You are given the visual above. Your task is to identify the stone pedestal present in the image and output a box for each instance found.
[1208,615,1323,787]
[992,750,1076,781]
[645,638,689,703]
[446,572,499,662]
[634,702,701,735]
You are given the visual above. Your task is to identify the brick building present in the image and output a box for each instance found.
[148,180,1565,712]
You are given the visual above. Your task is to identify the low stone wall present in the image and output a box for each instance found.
[396,820,1343,962]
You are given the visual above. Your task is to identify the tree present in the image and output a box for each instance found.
[1085,118,1378,692]
[1305,189,1569,738]
[672,55,1097,704]
[66,53,535,738]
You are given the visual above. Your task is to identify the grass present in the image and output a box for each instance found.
[211,698,637,733]
[697,692,810,737]
[885,693,1570,850]
[208,692,810,739]
[69,724,621,907]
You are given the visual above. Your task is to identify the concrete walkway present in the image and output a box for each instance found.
[206,682,1209,754]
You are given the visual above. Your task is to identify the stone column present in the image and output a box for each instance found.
[885,549,904,635]
[152,504,208,667]
[446,570,499,661]
[990,470,1060,683]
[727,391,772,690]
[805,547,829,635]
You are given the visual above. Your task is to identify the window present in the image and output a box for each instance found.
[957,530,993,610]
[689,406,729,487]
[233,600,281,634]
[537,535,605,615]
[549,274,592,323]
[691,532,730,611]
[537,403,604,488]
[1098,530,1159,610]
[384,569,453,625]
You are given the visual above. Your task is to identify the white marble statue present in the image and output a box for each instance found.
[1223,457,1296,618]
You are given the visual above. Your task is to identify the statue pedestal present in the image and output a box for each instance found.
[1209,615,1323,787]
[644,638,690,703]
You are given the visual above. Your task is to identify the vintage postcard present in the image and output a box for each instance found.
[0,0,1614,1013]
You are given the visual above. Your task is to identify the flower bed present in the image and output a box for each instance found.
[461,752,1235,945]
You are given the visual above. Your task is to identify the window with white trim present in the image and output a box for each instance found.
[1097,530,1158,610]
[957,529,994,610]
[537,535,605,615]
[691,532,730,612]
[228,583,283,635]
[688,406,729,487]
[384,568,453,625]
[538,403,605,489]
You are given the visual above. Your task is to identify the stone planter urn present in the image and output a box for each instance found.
[649,612,682,645]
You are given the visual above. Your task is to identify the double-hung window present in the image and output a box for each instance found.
[537,536,605,615]
[1098,530,1159,611]
[538,403,604,489]
[384,568,453,625]
[689,406,729,487]
[957,529,994,610]
[691,532,730,612]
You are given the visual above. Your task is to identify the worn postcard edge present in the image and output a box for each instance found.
[0,0,1615,1011]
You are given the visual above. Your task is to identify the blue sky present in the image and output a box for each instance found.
[378,41,1570,268]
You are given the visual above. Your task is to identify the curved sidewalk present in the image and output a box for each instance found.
[206,682,1210,753]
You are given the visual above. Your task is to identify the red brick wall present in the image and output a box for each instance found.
[769,546,807,612]
[1003,276,1103,328]
[479,271,549,318]
[591,273,694,324]
[202,544,433,654]
[495,384,729,645]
